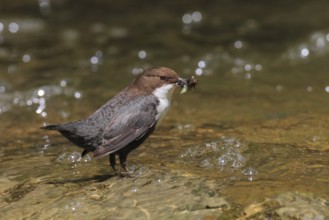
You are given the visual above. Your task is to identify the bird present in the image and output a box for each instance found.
[41,67,191,175]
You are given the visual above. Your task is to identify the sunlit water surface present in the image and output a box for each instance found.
[1,0,329,219]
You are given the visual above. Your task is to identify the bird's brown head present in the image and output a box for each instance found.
[132,67,186,93]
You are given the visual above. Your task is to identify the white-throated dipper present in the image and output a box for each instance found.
[41,67,196,175]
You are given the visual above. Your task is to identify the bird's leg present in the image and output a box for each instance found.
[119,152,129,172]
[109,154,118,174]
[119,152,134,177]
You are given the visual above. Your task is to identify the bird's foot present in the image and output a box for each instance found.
[119,165,135,178]
[111,167,134,178]
[118,170,135,178]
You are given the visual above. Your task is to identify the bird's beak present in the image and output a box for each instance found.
[176,77,187,88]
[176,76,197,94]
[176,77,189,94]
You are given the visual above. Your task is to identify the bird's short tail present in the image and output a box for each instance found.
[40,124,62,130]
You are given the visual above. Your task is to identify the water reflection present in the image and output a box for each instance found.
[242,167,258,181]
[8,22,19,33]
[181,136,247,172]
[0,83,82,119]
[182,11,202,25]
[39,0,52,16]
[182,11,202,34]
[283,31,329,63]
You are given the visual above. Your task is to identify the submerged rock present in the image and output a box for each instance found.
[0,170,231,219]
[241,192,329,220]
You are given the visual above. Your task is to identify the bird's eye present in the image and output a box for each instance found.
[160,75,169,81]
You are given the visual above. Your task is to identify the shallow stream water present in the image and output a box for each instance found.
[1,0,329,219]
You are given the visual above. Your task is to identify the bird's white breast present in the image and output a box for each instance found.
[152,84,176,124]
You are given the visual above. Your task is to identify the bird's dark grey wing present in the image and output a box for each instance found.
[93,96,158,158]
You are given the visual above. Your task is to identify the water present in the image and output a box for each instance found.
[1,0,329,219]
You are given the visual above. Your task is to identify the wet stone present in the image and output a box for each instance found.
[2,180,37,203]
[242,192,329,219]
[16,169,229,219]
[88,193,101,200]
